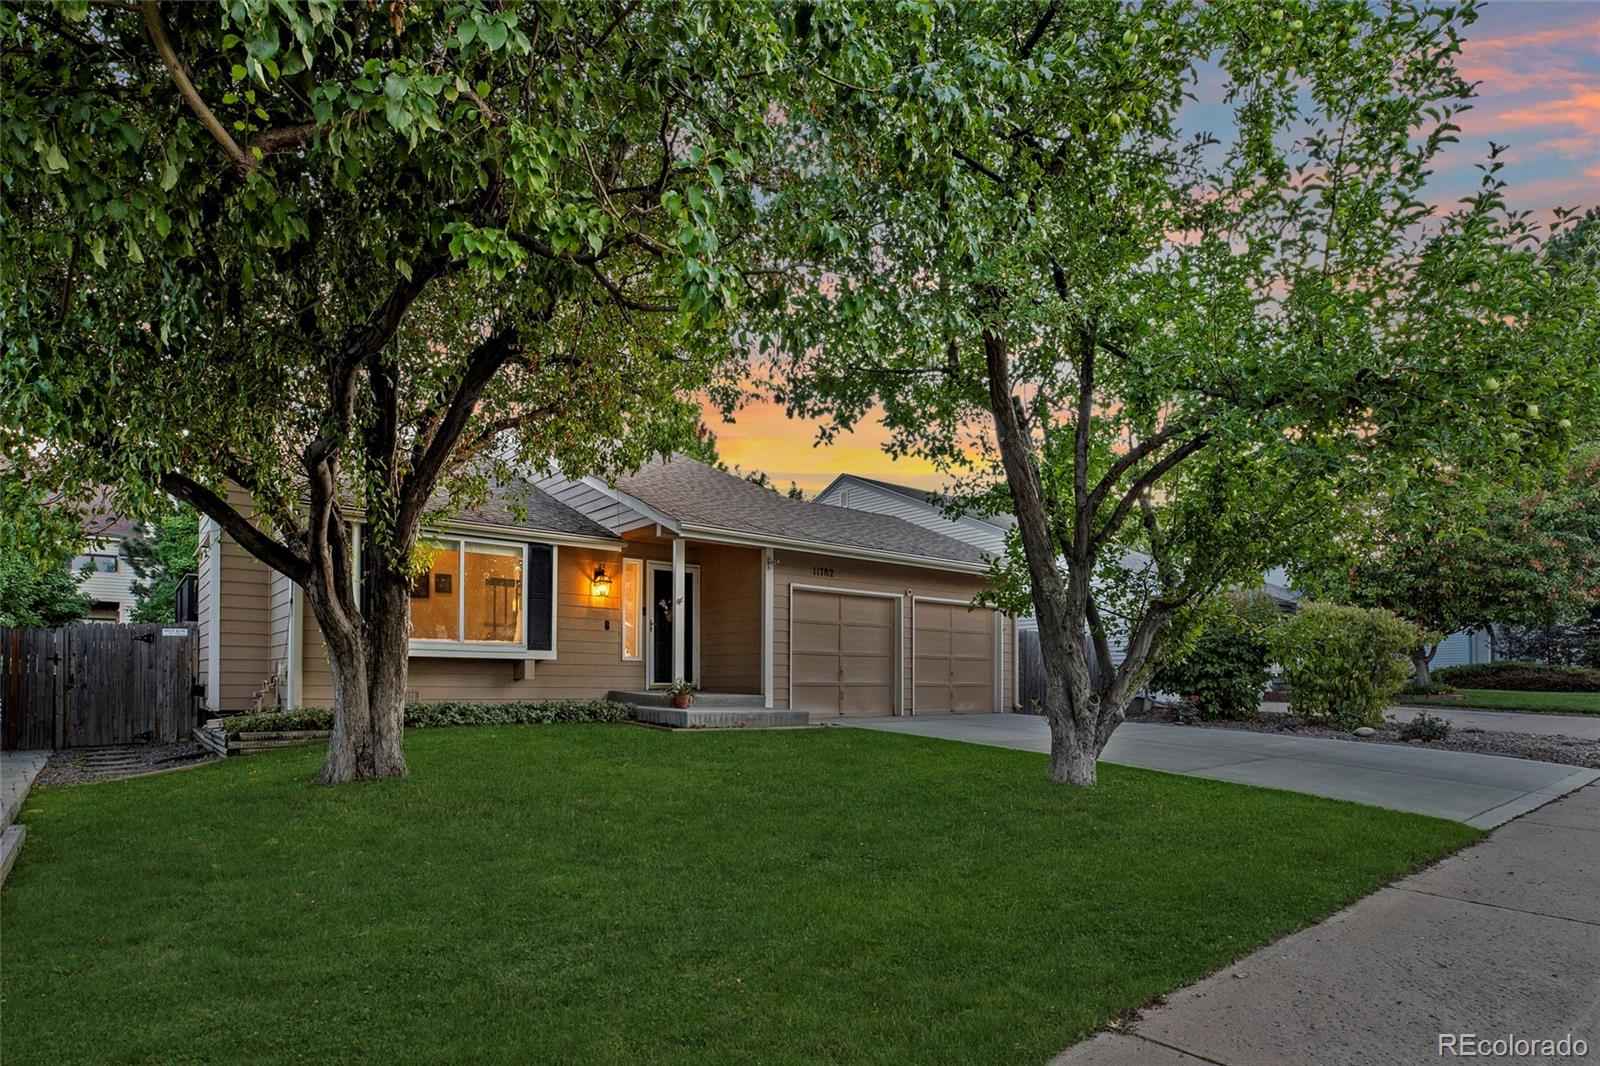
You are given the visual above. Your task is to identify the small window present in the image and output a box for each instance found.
[621,557,643,660]
[74,553,119,574]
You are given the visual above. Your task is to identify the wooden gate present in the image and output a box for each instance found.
[2,624,197,750]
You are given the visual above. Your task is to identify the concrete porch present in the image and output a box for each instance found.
[608,690,808,729]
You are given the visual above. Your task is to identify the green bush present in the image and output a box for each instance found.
[1273,603,1422,730]
[1398,711,1451,742]
[1398,679,1457,697]
[1433,660,1600,693]
[219,699,630,737]
[1153,591,1280,720]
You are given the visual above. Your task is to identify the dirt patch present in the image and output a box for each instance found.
[1125,704,1600,769]
[35,741,219,788]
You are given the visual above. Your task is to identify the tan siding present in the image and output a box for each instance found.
[213,488,274,713]
[697,543,763,694]
[772,549,1012,714]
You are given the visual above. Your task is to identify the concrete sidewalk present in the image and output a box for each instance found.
[1054,783,1600,1066]
[845,715,1599,828]
[1389,704,1600,741]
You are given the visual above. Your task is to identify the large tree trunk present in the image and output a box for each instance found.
[1410,647,1433,688]
[310,568,409,784]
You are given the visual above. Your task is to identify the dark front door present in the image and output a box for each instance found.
[650,568,696,685]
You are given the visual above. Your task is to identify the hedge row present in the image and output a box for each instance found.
[1434,661,1600,693]
[219,699,631,737]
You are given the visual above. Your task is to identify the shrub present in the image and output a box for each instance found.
[1153,591,1280,720]
[219,699,630,737]
[1273,603,1422,730]
[1433,660,1600,693]
[1398,711,1451,742]
[1398,679,1457,697]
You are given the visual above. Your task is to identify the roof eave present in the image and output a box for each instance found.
[677,523,991,576]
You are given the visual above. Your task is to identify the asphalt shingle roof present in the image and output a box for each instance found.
[613,457,989,567]
[455,478,617,540]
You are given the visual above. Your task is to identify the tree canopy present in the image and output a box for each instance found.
[761,0,1600,782]
[1,0,807,779]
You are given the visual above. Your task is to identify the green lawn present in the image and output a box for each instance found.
[1399,689,1600,714]
[1,726,1478,1065]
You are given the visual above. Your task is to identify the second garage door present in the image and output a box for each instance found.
[913,600,996,713]
[792,589,896,717]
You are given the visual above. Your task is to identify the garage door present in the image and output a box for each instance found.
[792,590,896,717]
[913,601,996,714]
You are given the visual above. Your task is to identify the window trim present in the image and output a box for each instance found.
[620,556,643,661]
[407,534,549,658]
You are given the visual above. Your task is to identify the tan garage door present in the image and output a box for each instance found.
[792,590,896,717]
[913,601,996,714]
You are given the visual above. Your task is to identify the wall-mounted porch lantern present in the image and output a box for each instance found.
[591,563,613,598]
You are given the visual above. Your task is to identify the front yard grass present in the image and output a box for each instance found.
[1,725,1478,1065]
[1399,689,1600,714]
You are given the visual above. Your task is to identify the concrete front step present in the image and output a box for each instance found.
[630,705,811,729]
[608,690,772,709]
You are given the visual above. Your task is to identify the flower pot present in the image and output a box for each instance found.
[672,692,693,710]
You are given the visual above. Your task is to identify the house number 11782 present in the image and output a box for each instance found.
[812,566,835,578]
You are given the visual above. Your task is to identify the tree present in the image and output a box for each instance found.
[1300,448,1600,685]
[764,2,1600,783]
[125,503,200,623]
[0,552,92,627]
[2,2,802,781]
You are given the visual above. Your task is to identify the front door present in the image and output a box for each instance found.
[649,566,697,686]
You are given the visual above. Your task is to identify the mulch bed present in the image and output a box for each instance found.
[35,741,219,788]
[1125,704,1600,770]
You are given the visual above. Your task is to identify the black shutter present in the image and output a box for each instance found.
[526,543,554,651]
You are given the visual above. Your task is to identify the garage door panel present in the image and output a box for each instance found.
[792,621,841,655]
[795,593,841,624]
[841,623,895,654]
[794,683,840,715]
[792,590,895,717]
[842,653,893,685]
[841,684,893,715]
[840,596,890,625]
[951,631,991,658]
[950,659,992,686]
[951,608,991,634]
[913,600,996,715]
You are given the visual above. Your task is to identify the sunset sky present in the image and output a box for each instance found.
[708,2,1600,494]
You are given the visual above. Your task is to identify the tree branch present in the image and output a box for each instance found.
[141,0,252,175]
[1093,434,1211,549]
[160,472,310,583]
[1019,1,1058,59]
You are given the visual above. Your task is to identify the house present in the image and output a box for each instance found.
[72,512,142,622]
[196,456,1019,720]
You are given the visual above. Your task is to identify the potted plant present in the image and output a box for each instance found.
[668,679,696,709]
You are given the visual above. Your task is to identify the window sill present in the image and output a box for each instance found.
[408,643,555,662]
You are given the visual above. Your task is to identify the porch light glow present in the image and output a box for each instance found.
[591,563,613,598]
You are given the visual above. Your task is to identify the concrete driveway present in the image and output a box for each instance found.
[844,715,1599,828]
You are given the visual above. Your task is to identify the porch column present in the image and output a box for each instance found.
[671,537,686,684]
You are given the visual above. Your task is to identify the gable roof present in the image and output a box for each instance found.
[611,457,989,569]
[819,473,1016,531]
[452,478,618,541]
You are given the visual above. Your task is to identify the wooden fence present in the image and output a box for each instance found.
[2,623,198,750]
[1018,626,1115,715]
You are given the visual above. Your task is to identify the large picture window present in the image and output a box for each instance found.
[410,536,527,647]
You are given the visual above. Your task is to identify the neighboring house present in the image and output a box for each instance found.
[72,513,142,622]
[1431,628,1495,669]
[196,456,1019,719]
